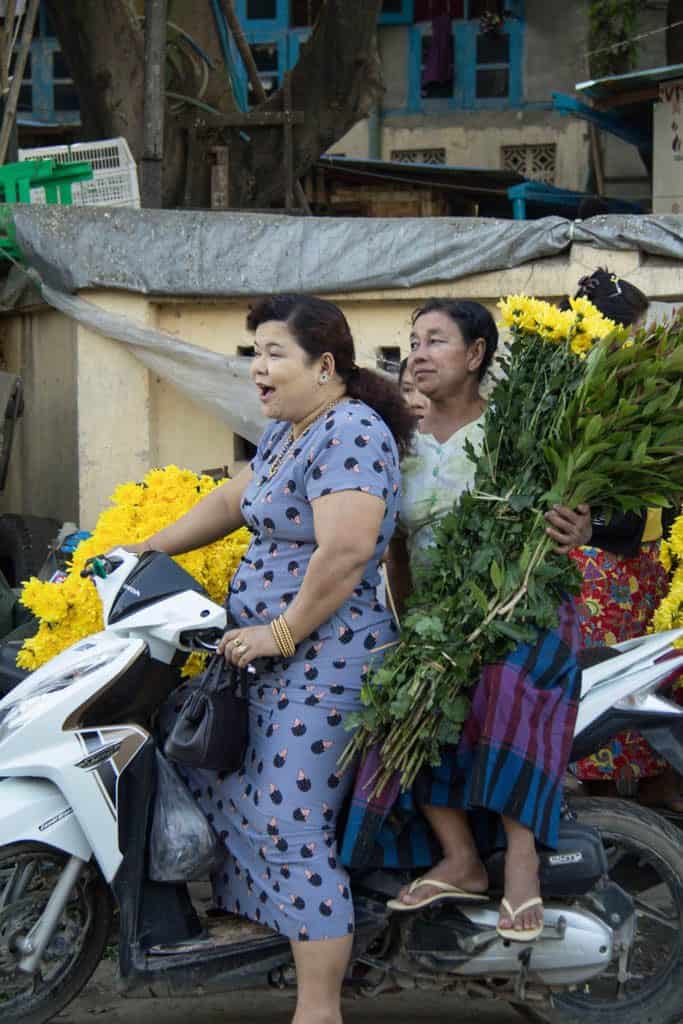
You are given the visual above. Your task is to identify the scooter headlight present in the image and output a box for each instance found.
[0,644,128,745]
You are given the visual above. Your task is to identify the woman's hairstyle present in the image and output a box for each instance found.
[410,298,499,382]
[398,356,409,386]
[246,294,414,454]
[571,267,649,327]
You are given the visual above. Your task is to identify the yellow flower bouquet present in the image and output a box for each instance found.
[654,512,683,643]
[18,465,251,673]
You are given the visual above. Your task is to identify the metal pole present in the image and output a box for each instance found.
[0,0,18,99]
[0,0,40,165]
[589,123,605,197]
[220,0,267,104]
[141,0,167,209]
[284,73,294,211]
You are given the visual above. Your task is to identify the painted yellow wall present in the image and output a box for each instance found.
[153,302,248,474]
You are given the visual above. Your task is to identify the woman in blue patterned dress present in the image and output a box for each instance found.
[134,295,412,1024]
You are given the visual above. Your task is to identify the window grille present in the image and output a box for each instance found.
[390,147,447,165]
[501,143,557,184]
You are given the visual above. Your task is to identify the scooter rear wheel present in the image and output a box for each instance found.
[542,798,683,1024]
[0,841,112,1024]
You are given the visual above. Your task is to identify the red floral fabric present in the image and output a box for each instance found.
[572,541,672,782]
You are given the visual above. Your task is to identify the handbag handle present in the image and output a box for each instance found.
[184,691,207,725]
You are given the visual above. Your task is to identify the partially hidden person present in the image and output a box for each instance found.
[127,294,414,1024]
[564,268,683,810]
[398,356,429,424]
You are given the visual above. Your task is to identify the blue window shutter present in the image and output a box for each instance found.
[508,20,524,106]
[407,26,422,112]
[236,0,287,34]
[453,21,473,109]
[31,39,55,122]
[379,0,414,25]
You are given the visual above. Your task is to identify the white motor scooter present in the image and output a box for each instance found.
[1,549,683,1024]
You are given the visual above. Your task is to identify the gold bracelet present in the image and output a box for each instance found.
[271,615,295,658]
[270,614,286,655]
[274,616,295,658]
[277,615,296,656]
[270,618,290,659]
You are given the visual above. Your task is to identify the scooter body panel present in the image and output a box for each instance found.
[575,627,683,737]
[0,632,150,881]
[0,776,92,861]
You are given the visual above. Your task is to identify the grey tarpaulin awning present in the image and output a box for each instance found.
[5,208,683,445]
[31,273,268,445]
[9,206,683,298]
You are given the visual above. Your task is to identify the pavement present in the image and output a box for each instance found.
[57,960,522,1024]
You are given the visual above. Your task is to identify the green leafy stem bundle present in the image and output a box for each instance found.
[341,312,683,796]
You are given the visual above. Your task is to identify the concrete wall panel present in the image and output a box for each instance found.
[0,309,78,525]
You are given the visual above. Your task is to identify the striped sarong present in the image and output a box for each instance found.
[341,601,581,870]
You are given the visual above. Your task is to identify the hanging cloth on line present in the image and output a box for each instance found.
[422,14,454,89]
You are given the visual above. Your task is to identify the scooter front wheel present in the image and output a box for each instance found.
[0,841,113,1024]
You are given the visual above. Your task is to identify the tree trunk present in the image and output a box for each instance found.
[45,0,146,155]
[667,0,683,64]
[227,0,384,208]
[45,0,384,209]
[45,0,202,207]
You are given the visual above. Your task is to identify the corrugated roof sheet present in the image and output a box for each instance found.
[317,155,525,195]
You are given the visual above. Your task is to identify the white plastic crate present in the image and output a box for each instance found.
[18,137,140,209]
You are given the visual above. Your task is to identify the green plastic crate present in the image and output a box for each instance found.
[0,158,94,206]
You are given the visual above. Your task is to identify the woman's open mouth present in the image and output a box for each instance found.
[257,384,276,403]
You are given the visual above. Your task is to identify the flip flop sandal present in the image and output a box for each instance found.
[496,897,544,943]
[386,877,489,913]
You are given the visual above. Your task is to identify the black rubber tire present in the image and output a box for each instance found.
[510,1004,553,1024]
[546,798,683,1024]
[0,515,60,588]
[0,842,113,1024]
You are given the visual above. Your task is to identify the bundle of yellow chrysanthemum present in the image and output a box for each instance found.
[653,511,683,647]
[17,465,251,673]
[497,293,617,357]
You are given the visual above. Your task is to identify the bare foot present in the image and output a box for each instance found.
[395,853,489,907]
[498,848,543,934]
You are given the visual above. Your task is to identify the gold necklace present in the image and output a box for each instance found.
[267,398,342,478]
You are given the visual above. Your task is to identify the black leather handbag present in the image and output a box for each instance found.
[164,654,250,773]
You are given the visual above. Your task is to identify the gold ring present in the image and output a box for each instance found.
[233,638,243,648]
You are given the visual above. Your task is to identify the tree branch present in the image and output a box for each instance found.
[229,0,384,207]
